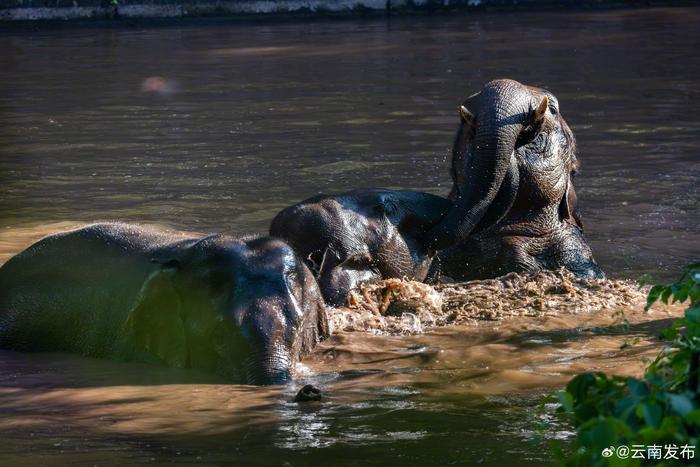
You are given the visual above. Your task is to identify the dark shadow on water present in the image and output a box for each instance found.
[0,349,234,388]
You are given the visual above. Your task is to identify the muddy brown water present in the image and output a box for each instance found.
[0,7,699,466]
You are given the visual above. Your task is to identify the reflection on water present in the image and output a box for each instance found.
[0,6,699,465]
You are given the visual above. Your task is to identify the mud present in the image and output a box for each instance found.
[330,269,648,335]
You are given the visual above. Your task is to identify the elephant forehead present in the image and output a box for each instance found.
[524,84,549,97]
[236,237,298,270]
[336,204,373,232]
[236,294,291,337]
[524,85,559,108]
[232,274,298,312]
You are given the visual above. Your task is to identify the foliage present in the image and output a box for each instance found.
[556,262,700,466]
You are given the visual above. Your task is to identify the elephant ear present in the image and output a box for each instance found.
[559,176,584,230]
[124,265,188,368]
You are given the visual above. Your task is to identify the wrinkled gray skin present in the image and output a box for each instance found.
[0,223,329,385]
[270,189,451,306]
[427,79,604,281]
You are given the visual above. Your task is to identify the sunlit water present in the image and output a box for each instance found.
[0,7,698,465]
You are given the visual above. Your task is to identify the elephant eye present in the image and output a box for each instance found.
[571,159,581,175]
[516,127,544,149]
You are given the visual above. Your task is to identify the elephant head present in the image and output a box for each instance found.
[232,237,330,384]
[428,79,603,279]
[148,235,329,385]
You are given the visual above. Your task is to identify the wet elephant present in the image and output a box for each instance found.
[426,79,604,280]
[270,189,450,306]
[0,223,329,385]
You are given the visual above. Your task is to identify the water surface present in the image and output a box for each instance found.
[0,307,680,465]
[0,7,699,465]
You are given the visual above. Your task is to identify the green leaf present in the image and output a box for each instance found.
[646,285,666,310]
[689,284,700,303]
[685,307,700,337]
[558,263,700,466]
[589,418,619,448]
[666,393,696,417]
[637,402,663,428]
[662,286,673,304]
[626,379,650,397]
[671,283,690,304]
[567,373,598,401]
[609,455,640,467]
[557,391,574,412]
[680,262,700,281]
[686,408,700,425]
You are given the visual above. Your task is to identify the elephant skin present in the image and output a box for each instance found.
[0,223,329,385]
[427,79,604,280]
[270,188,451,306]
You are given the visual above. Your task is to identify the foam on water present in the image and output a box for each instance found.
[331,270,647,335]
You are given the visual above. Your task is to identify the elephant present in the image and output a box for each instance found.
[0,223,329,385]
[270,189,451,306]
[425,78,604,281]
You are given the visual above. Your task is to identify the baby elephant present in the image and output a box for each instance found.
[270,188,450,306]
[0,223,328,385]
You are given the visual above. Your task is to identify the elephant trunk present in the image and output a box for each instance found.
[427,79,529,250]
[236,269,329,385]
[235,286,297,385]
[245,343,292,385]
